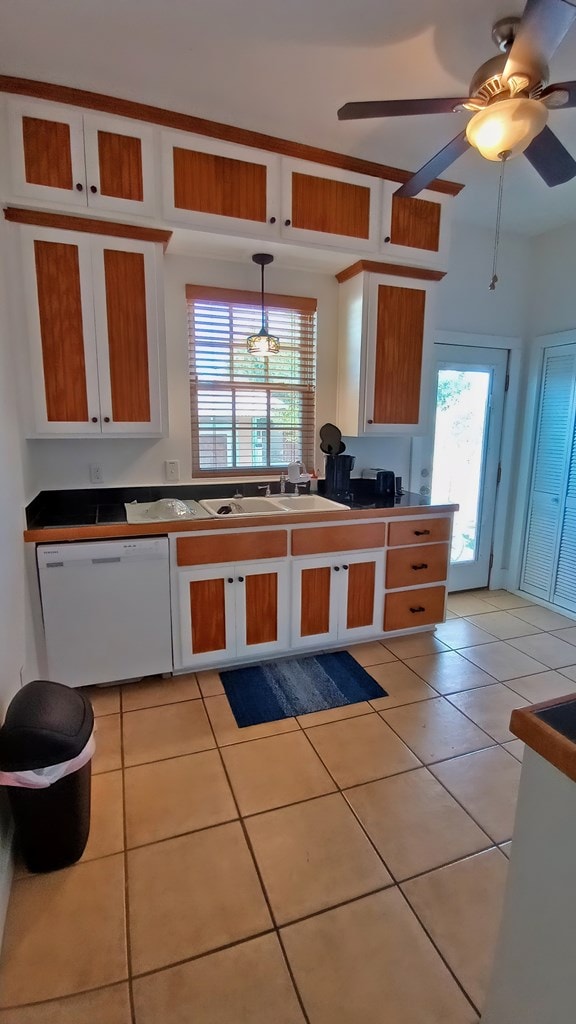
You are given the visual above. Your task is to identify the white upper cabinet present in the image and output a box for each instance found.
[280,159,381,252]
[161,131,281,237]
[380,183,451,268]
[337,270,437,436]
[8,100,156,216]
[21,225,164,437]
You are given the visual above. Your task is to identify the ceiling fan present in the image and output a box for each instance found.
[338,0,576,197]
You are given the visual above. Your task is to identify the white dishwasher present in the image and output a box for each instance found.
[37,538,173,687]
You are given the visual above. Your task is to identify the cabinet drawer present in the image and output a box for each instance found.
[384,586,446,631]
[388,517,451,547]
[177,530,287,566]
[386,544,449,589]
[292,523,386,556]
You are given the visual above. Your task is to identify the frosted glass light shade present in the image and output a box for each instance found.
[465,98,548,160]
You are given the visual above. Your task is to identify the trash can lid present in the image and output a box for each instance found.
[0,680,94,772]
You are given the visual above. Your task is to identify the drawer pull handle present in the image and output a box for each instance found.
[342,564,349,570]
[414,529,431,536]
[410,606,426,613]
[333,565,340,572]
[238,576,245,583]
[227,577,234,584]
[412,563,428,570]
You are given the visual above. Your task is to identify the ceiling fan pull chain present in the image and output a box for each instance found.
[489,151,509,291]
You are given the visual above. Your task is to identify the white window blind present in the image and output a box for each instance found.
[187,285,317,476]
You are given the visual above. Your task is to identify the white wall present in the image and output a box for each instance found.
[24,221,531,496]
[528,224,576,336]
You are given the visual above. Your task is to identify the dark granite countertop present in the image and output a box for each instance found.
[26,480,432,531]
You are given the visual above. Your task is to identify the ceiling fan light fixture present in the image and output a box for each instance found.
[246,252,280,356]
[465,96,548,160]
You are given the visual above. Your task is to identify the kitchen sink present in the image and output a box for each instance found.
[199,497,286,517]
[275,495,349,512]
[199,494,349,517]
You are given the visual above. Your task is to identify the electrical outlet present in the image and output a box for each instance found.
[165,460,180,482]
[90,463,104,484]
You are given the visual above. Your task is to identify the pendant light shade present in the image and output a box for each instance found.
[246,253,280,355]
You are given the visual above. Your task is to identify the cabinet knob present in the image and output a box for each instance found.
[90,185,98,194]
[410,606,426,613]
[384,235,391,243]
[238,576,244,582]
[367,419,374,425]
[411,563,428,570]
[414,529,431,536]
[269,216,276,224]
[103,416,111,423]
[333,565,340,572]
[284,219,291,227]
[342,564,349,570]
[227,577,234,584]
[75,182,84,191]
[91,416,98,423]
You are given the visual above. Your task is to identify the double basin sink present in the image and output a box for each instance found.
[199,494,348,517]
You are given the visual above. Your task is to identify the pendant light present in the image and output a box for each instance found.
[246,253,280,355]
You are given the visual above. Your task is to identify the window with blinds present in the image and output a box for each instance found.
[186,285,317,476]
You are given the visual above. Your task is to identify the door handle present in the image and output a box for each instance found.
[411,563,428,570]
[227,578,234,583]
[237,576,245,582]
[342,564,349,570]
[333,565,340,572]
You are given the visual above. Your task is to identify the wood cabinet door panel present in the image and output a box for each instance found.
[23,117,73,190]
[390,195,441,252]
[346,561,376,630]
[103,249,150,423]
[386,543,449,589]
[173,147,267,222]
[373,283,426,424]
[34,239,88,423]
[236,560,289,657]
[25,229,101,434]
[291,173,370,239]
[97,131,143,201]
[244,572,278,646]
[300,566,332,638]
[190,576,227,654]
[384,585,446,632]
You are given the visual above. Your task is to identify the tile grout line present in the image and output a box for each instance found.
[119,684,137,1024]
[198,689,313,1024]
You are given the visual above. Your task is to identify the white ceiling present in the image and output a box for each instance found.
[2,0,576,235]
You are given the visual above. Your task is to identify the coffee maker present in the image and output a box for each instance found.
[324,454,356,501]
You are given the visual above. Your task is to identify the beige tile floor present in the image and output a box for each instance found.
[1,588,575,1023]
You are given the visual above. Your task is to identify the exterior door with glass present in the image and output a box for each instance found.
[414,344,508,591]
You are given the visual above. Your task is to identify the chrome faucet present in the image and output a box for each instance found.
[279,473,286,494]
[258,483,272,497]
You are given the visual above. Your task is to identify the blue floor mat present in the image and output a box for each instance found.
[220,650,388,727]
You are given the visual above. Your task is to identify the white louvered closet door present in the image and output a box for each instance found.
[521,344,576,602]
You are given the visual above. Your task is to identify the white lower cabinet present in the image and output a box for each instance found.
[291,551,385,649]
[176,559,289,669]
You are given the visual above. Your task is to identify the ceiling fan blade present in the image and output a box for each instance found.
[541,79,576,106]
[337,98,469,120]
[524,124,576,184]
[503,0,576,85]
[394,131,470,198]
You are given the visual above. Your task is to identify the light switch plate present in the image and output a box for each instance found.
[165,460,180,482]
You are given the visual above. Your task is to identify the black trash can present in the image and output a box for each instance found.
[0,680,95,873]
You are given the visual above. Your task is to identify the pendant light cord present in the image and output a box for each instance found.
[489,151,509,291]
[260,263,266,331]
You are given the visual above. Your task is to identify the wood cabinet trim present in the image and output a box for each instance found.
[335,259,446,283]
[292,523,386,556]
[0,76,463,196]
[177,530,288,566]
[388,517,452,547]
[4,207,172,248]
[510,696,576,786]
